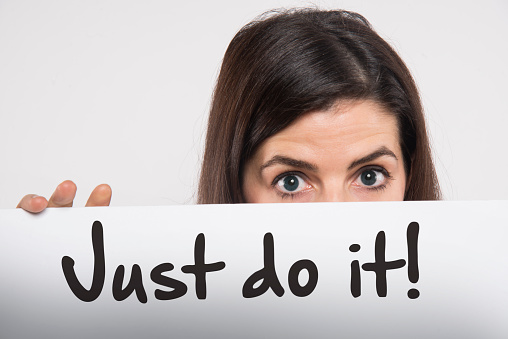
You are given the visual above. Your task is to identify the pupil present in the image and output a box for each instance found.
[283,176,299,191]
[361,170,377,186]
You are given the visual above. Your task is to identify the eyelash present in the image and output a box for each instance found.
[271,166,393,199]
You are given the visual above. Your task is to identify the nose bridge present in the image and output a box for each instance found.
[317,179,349,202]
[321,190,347,202]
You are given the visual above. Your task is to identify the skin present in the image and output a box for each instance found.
[242,100,407,202]
[17,180,111,213]
[18,99,406,211]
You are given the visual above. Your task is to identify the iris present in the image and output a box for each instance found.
[360,170,377,186]
[283,176,299,191]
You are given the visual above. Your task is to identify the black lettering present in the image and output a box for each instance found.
[151,263,188,300]
[113,264,148,303]
[362,231,406,297]
[407,222,420,299]
[288,259,318,297]
[181,233,226,299]
[349,244,361,298]
[61,220,105,302]
[242,233,285,298]
[350,260,361,298]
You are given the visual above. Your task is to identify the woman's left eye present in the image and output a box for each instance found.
[354,168,389,189]
[274,173,310,195]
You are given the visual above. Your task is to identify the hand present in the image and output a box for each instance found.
[17,180,112,213]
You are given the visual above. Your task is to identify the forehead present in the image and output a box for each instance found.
[252,100,400,166]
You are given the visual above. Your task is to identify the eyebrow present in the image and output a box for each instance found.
[260,155,318,172]
[259,146,398,173]
[347,146,398,170]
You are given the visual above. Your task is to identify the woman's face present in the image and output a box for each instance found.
[242,100,407,202]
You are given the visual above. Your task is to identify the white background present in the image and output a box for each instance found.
[1,0,507,208]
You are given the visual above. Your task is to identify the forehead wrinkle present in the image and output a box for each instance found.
[248,99,402,174]
[273,112,398,149]
[258,122,400,170]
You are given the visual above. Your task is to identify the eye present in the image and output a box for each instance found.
[274,173,311,195]
[354,168,389,189]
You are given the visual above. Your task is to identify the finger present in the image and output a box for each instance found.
[17,194,49,213]
[47,180,77,208]
[85,184,112,207]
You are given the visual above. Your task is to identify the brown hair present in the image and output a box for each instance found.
[198,9,441,203]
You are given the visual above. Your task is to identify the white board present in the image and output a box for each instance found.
[0,201,507,338]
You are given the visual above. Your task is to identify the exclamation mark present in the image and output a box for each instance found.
[407,222,420,299]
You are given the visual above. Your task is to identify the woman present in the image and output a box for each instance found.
[18,8,441,212]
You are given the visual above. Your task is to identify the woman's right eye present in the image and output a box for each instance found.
[273,173,312,196]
